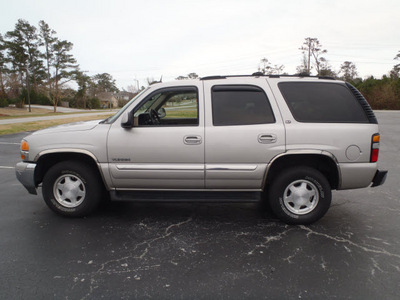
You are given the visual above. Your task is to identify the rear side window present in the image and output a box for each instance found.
[278,82,369,123]
[212,85,275,126]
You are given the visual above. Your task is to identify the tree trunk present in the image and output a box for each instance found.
[0,70,6,97]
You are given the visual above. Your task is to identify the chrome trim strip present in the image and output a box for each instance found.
[206,164,258,171]
[116,164,204,171]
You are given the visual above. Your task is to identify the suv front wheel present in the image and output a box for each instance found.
[42,161,102,217]
[268,167,331,225]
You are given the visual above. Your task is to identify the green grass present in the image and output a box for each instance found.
[165,109,197,118]
[0,113,114,135]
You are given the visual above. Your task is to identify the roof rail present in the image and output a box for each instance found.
[200,75,227,80]
[199,74,337,80]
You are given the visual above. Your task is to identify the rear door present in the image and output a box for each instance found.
[203,78,286,189]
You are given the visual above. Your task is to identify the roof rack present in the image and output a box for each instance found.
[200,74,336,80]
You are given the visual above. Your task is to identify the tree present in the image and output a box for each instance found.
[74,69,91,108]
[5,19,44,92]
[39,20,57,99]
[92,73,119,94]
[176,72,199,80]
[391,50,400,79]
[258,58,284,75]
[126,84,138,93]
[296,53,310,75]
[0,33,8,97]
[299,37,327,75]
[339,61,358,82]
[187,72,199,79]
[50,39,78,112]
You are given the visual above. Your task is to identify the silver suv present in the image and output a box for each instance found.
[15,75,388,224]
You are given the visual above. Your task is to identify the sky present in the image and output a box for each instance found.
[0,0,399,90]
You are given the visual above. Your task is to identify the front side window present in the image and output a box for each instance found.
[211,85,275,126]
[278,82,369,123]
[133,87,199,126]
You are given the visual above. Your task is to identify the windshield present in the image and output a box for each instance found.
[102,87,150,124]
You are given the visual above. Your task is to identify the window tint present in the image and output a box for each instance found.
[212,85,275,126]
[278,82,368,123]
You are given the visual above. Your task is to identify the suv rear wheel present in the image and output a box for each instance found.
[42,161,102,217]
[268,167,331,224]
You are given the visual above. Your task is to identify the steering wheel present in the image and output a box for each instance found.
[149,109,160,125]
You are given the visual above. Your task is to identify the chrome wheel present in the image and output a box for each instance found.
[283,179,319,215]
[53,174,86,208]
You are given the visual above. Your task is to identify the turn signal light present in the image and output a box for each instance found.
[21,140,29,160]
[21,140,29,151]
[370,134,380,163]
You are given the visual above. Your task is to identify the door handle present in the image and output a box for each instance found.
[258,134,277,144]
[184,135,202,145]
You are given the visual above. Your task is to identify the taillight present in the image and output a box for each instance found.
[370,134,380,162]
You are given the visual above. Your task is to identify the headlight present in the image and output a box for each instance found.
[21,140,29,161]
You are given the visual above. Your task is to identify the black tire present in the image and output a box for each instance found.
[268,167,331,225]
[42,161,102,217]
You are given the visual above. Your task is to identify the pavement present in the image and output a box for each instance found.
[0,111,399,299]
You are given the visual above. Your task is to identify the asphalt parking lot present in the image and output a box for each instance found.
[0,111,399,299]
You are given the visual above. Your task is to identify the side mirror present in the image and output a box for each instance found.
[158,107,166,118]
[121,112,133,128]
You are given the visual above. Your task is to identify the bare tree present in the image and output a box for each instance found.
[258,58,284,75]
[339,61,358,82]
[391,50,400,78]
[296,53,309,75]
[299,37,327,75]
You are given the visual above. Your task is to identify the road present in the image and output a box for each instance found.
[0,111,399,299]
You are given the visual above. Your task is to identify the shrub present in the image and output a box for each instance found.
[0,98,8,108]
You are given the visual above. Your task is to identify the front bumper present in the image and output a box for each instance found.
[15,162,37,195]
[371,169,388,187]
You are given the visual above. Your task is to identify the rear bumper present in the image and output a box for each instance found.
[371,169,388,187]
[15,162,37,195]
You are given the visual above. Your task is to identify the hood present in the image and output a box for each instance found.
[30,119,102,136]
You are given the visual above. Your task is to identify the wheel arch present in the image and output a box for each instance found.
[264,151,340,190]
[34,149,108,190]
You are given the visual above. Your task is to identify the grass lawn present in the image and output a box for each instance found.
[0,107,102,119]
[0,111,114,135]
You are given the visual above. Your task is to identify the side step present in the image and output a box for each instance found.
[110,190,261,203]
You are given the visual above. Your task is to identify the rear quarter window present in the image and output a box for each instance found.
[278,82,369,123]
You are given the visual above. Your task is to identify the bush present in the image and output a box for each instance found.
[88,97,100,109]
[355,77,400,110]
[0,98,8,108]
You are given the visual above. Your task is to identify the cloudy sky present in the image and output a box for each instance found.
[1,0,399,90]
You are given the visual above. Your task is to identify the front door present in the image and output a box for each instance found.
[107,84,204,189]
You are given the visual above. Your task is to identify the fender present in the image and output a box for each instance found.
[262,150,341,190]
